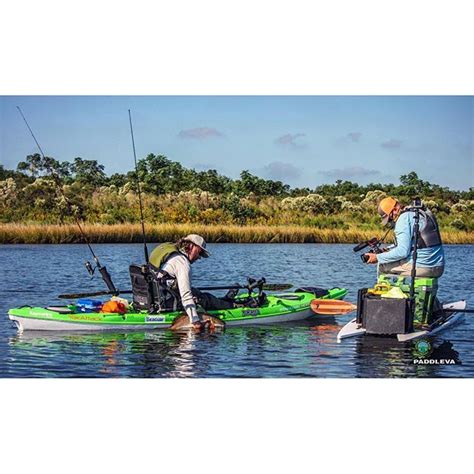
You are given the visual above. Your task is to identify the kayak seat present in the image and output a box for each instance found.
[294,287,329,298]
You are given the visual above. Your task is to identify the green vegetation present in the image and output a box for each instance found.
[0,153,473,243]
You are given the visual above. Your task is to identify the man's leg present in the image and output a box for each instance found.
[192,288,235,310]
[378,259,408,276]
[388,262,445,278]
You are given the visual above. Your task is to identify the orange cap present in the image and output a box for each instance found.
[377,197,398,225]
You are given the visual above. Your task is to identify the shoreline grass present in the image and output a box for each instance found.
[0,223,472,244]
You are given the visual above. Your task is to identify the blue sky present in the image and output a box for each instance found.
[1,96,472,190]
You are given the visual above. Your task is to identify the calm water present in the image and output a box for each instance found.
[0,243,472,378]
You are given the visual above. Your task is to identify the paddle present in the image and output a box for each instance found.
[197,283,293,291]
[310,299,473,316]
[58,283,293,299]
[310,299,357,315]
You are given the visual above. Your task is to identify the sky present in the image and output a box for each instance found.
[0,96,472,190]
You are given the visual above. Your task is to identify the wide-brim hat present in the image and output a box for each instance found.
[183,234,210,257]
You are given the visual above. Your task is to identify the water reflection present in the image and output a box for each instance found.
[353,335,462,378]
[1,243,472,377]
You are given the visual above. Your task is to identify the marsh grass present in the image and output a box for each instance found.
[0,223,472,244]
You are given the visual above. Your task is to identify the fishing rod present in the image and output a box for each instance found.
[128,109,149,263]
[16,106,118,294]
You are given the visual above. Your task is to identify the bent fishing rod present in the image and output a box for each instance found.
[16,106,118,293]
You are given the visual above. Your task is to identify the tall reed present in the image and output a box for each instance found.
[0,223,472,244]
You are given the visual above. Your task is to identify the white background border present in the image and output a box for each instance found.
[1,1,473,473]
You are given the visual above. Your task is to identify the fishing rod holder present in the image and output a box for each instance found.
[247,277,266,296]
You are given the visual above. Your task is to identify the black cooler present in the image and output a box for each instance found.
[357,289,413,335]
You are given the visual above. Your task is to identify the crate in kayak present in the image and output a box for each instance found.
[8,287,348,332]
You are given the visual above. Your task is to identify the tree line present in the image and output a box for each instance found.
[1,153,473,231]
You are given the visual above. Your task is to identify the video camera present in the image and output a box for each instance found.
[353,238,385,263]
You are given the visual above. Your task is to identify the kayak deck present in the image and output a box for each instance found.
[9,288,347,332]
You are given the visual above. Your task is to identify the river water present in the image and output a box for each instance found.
[0,243,472,377]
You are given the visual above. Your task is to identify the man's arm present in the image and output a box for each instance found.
[169,256,200,323]
[377,213,413,265]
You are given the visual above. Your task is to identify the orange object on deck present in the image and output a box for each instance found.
[100,300,127,314]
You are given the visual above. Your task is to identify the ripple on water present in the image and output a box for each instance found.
[1,243,473,378]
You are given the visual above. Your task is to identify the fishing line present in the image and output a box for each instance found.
[128,109,149,263]
[16,106,117,293]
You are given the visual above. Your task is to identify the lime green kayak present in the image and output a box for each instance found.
[8,287,347,332]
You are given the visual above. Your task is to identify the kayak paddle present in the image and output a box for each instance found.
[197,283,293,291]
[310,299,473,316]
[58,290,130,299]
[58,283,293,299]
[310,299,357,315]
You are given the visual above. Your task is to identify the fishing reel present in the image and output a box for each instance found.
[85,260,96,277]
[353,238,386,263]
[85,260,117,293]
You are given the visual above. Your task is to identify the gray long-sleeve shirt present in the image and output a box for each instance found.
[161,253,199,323]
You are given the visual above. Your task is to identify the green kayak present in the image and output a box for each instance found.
[8,287,347,332]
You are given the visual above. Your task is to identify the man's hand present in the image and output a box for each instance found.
[364,253,378,264]
[192,320,205,331]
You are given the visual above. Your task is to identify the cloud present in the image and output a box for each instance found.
[333,132,362,147]
[319,166,381,180]
[347,132,362,142]
[178,127,224,140]
[381,138,402,149]
[262,161,302,181]
[274,133,307,149]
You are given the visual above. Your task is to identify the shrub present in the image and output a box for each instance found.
[451,202,468,213]
[361,190,387,209]
[450,218,467,231]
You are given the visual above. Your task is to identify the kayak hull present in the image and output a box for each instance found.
[9,308,316,332]
[9,288,346,332]
[9,317,172,332]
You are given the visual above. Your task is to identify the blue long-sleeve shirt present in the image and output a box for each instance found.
[377,211,445,268]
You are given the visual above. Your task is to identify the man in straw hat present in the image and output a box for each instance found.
[364,197,445,278]
[149,234,234,329]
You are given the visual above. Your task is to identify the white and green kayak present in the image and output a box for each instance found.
[8,287,347,332]
[337,300,466,342]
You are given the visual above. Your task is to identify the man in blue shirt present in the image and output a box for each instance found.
[365,197,445,278]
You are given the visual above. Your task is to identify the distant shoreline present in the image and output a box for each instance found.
[1,223,472,244]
